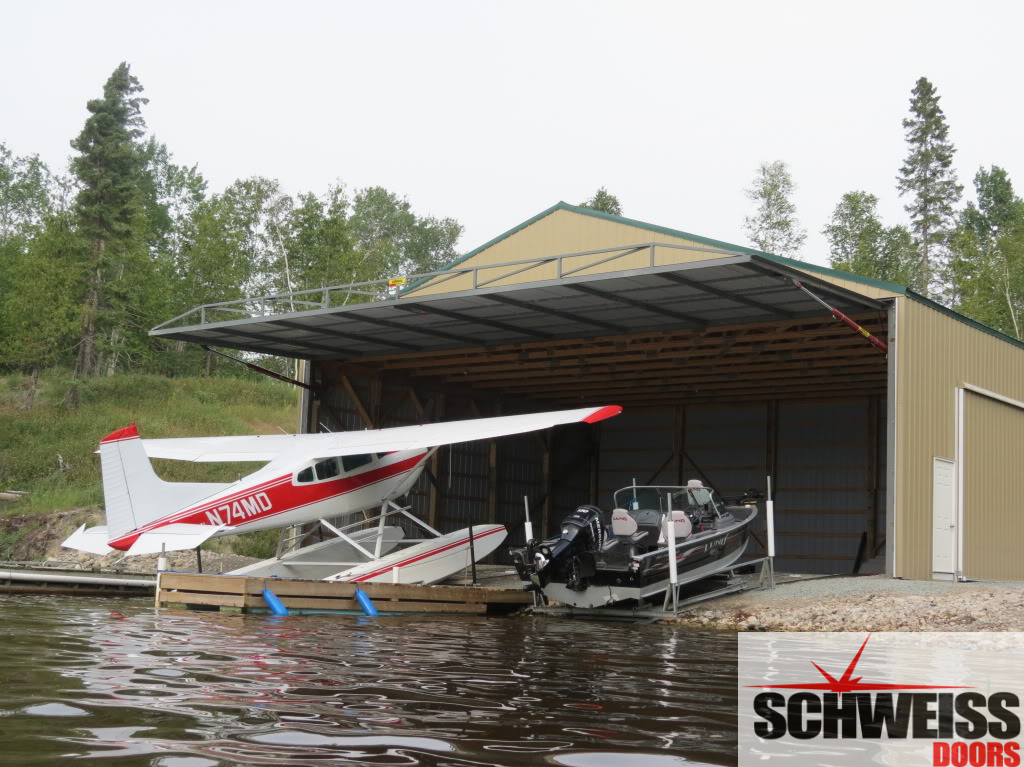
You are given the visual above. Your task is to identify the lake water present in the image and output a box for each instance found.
[0,596,737,766]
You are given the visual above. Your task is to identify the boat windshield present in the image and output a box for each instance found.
[613,485,723,516]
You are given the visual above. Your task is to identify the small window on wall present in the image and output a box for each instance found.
[314,457,341,481]
[342,454,373,473]
[296,466,314,483]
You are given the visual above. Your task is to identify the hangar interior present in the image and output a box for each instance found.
[154,238,894,576]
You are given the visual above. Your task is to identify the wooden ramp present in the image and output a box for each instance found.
[156,572,533,615]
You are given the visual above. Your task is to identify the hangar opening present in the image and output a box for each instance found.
[154,203,897,577]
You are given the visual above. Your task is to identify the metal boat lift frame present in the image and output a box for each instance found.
[528,555,775,622]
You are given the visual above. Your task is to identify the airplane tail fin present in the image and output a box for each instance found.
[62,424,230,554]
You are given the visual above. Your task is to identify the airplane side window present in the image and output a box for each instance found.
[296,467,314,483]
[342,454,373,473]
[314,457,341,481]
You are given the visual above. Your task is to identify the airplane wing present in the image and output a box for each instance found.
[141,405,622,462]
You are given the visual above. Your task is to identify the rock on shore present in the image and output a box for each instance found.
[674,575,1024,631]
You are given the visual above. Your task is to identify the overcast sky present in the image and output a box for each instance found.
[4,1,1022,267]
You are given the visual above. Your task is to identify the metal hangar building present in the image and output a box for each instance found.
[152,202,1024,581]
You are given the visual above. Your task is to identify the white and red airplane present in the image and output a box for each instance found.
[62,405,622,558]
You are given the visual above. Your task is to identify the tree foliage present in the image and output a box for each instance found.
[743,161,807,258]
[948,166,1024,338]
[896,77,963,296]
[0,63,466,384]
[579,187,622,216]
[822,191,916,284]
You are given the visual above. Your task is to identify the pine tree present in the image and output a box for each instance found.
[743,161,806,258]
[579,187,623,216]
[68,62,149,389]
[949,166,1024,338]
[896,77,962,297]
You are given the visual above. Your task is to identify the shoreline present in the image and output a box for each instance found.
[673,574,1024,631]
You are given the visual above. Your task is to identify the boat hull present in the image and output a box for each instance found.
[536,508,756,609]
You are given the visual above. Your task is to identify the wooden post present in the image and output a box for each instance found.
[341,375,375,428]
[429,393,445,528]
[866,396,879,556]
[540,432,552,537]
[488,439,498,524]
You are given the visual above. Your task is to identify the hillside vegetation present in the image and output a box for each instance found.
[0,371,298,515]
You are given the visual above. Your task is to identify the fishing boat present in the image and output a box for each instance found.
[510,480,758,608]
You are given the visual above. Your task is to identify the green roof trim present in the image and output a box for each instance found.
[404,200,911,296]
[755,253,909,295]
[400,202,568,293]
[904,290,1024,352]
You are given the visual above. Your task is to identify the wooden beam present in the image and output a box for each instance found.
[372,322,888,375]
[475,362,887,394]
[341,375,375,428]
[351,312,886,367]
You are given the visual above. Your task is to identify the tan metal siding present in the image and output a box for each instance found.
[408,208,742,296]
[789,271,902,300]
[895,298,1024,578]
[963,393,1024,580]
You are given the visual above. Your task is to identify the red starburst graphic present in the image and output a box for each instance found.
[747,634,973,693]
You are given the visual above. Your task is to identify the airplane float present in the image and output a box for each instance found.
[62,405,622,584]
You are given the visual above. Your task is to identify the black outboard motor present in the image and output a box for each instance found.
[512,506,604,590]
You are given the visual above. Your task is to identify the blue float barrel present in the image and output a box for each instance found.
[262,588,289,616]
[354,587,379,617]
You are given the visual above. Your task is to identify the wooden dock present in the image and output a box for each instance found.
[156,572,534,615]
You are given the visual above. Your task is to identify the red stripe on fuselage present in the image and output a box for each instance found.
[107,452,428,550]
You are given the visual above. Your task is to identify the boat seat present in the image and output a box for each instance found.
[610,508,637,536]
[662,510,693,541]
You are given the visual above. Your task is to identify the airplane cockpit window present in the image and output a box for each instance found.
[296,466,314,483]
[314,457,341,481]
[342,454,373,473]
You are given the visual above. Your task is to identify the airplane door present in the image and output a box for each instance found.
[931,457,955,578]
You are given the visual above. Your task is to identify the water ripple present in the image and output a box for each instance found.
[0,594,734,766]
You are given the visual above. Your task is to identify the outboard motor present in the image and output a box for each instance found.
[512,505,604,590]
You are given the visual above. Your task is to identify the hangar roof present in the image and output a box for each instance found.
[150,252,888,360]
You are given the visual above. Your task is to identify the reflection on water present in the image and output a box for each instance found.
[0,595,736,766]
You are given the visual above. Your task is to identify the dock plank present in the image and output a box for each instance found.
[155,571,531,615]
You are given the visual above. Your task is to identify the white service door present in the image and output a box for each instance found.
[932,457,956,576]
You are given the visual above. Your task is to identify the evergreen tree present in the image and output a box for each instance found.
[743,161,807,258]
[896,77,963,296]
[948,166,1024,338]
[579,187,623,216]
[822,191,916,284]
[68,62,150,388]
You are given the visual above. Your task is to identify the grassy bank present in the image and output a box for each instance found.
[0,371,299,515]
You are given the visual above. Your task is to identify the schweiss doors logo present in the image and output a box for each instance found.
[738,633,1024,767]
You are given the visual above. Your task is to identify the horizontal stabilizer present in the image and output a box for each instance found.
[61,525,113,556]
[126,524,228,556]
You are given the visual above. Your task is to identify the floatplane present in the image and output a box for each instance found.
[62,405,622,585]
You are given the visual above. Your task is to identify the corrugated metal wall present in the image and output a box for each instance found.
[592,401,882,574]
[895,298,1024,578]
[963,393,1024,580]
[314,365,886,574]
[774,400,879,574]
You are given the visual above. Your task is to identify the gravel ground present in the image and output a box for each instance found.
[674,574,1024,631]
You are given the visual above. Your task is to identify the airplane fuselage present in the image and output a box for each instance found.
[106,449,431,551]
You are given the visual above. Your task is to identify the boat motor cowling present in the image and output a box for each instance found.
[513,506,604,589]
